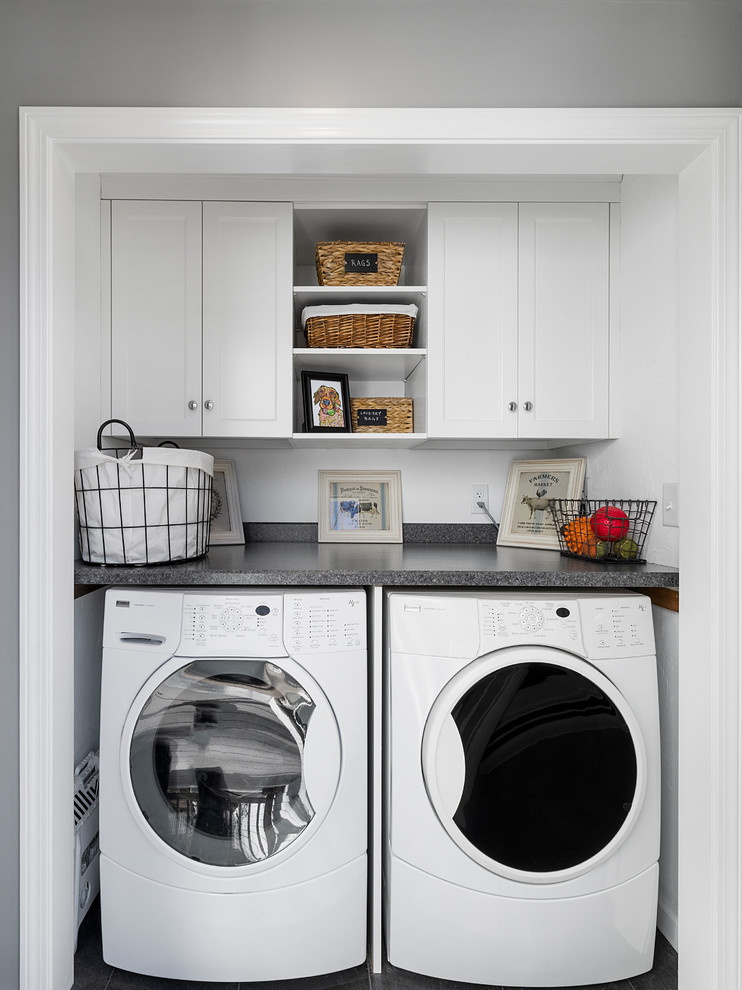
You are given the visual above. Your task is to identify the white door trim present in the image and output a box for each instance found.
[19,107,741,990]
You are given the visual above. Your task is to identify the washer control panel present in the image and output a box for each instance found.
[179,590,366,656]
[181,593,285,655]
[478,594,655,659]
[286,592,366,654]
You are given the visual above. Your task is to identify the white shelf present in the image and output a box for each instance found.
[291,432,428,449]
[294,284,427,308]
[293,348,426,382]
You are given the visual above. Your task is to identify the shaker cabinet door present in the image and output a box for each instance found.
[111,201,203,437]
[518,203,610,439]
[427,203,519,438]
[202,202,293,438]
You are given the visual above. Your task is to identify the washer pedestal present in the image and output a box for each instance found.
[102,854,367,981]
[385,857,658,988]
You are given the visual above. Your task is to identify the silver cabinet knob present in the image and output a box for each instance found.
[523,401,533,412]
[204,400,214,411]
[508,401,517,412]
[188,400,198,410]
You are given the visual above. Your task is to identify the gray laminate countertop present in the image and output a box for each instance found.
[74,541,679,589]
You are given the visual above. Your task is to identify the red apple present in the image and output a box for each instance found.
[590,505,630,542]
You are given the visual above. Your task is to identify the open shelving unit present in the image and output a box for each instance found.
[292,204,428,444]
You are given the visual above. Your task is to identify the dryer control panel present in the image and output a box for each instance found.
[477,593,655,659]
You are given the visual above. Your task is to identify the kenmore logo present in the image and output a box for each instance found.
[115,600,130,608]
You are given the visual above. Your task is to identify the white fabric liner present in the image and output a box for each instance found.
[74,446,214,565]
[301,303,418,328]
[75,446,213,475]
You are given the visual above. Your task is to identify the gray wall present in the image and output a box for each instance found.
[3,1,742,985]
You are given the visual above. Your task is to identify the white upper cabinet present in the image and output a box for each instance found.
[110,200,293,438]
[427,203,518,438]
[107,192,613,446]
[202,202,293,437]
[427,202,610,440]
[111,201,203,437]
[517,203,609,439]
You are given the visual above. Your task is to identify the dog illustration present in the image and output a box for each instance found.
[313,384,346,427]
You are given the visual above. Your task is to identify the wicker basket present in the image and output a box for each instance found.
[305,311,415,349]
[551,499,657,563]
[315,241,405,286]
[351,398,413,433]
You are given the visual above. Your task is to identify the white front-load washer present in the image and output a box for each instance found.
[100,587,367,982]
[384,590,660,988]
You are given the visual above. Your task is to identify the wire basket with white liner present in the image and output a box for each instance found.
[74,419,213,565]
[551,499,657,563]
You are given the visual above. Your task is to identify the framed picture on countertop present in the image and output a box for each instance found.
[209,459,245,545]
[318,469,402,543]
[497,457,586,551]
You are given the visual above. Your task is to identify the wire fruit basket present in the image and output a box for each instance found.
[551,499,657,564]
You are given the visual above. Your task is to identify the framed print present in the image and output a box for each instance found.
[301,371,352,432]
[318,469,402,543]
[209,458,245,545]
[497,457,586,551]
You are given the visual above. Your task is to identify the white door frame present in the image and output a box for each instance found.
[19,108,741,990]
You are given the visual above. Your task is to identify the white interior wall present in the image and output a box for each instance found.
[565,175,679,568]
[564,173,680,948]
[654,605,680,947]
[206,445,543,526]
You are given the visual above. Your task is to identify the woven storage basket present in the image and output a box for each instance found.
[350,398,413,433]
[315,241,405,286]
[305,311,415,349]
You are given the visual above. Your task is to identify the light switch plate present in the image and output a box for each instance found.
[662,482,679,527]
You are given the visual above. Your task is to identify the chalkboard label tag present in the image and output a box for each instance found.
[345,252,378,274]
[357,408,387,426]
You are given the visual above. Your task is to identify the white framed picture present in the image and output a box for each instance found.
[318,469,403,543]
[209,459,245,545]
[497,457,587,551]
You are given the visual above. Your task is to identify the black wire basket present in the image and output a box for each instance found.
[74,420,213,566]
[551,499,657,564]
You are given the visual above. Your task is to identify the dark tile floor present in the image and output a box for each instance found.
[74,900,677,990]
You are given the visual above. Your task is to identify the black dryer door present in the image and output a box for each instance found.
[422,647,646,882]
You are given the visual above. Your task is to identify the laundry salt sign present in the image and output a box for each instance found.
[344,252,378,274]
[356,408,388,427]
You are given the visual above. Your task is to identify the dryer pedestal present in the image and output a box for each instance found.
[385,857,658,987]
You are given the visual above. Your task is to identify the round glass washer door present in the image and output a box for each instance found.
[422,647,647,884]
[123,656,339,869]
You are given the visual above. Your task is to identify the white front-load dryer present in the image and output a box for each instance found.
[384,590,660,988]
[100,587,367,982]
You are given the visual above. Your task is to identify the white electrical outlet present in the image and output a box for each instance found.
[662,482,679,527]
[471,484,489,514]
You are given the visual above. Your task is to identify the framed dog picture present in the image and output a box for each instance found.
[301,371,352,433]
[497,457,586,551]
[318,469,403,543]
